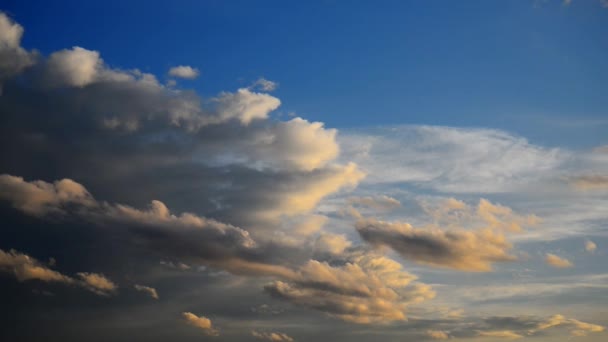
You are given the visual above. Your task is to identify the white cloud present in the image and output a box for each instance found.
[250,77,278,91]
[339,125,564,193]
[168,65,199,79]
[43,47,102,87]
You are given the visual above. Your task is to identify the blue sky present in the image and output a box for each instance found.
[0,1,607,342]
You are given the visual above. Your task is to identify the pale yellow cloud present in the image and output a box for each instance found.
[0,248,118,296]
[0,249,74,284]
[0,174,94,216]
[534,314,604,336]
[585,240,597,253]
[182,312,219,336]
[545,253,573,268]
[356,218,515,272]
[251,330,294,342]
[477,330,523,339]
[356,199,539,271]
[264,254,434,324]
[134,284,159,299]
[76,272,117,296]
[292,214,328,236]
[426,330,449,340]
[572,174,608,190]
[314,233,352,255]
[259,162,364,220]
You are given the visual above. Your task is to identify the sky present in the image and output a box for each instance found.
[0,1,606,341]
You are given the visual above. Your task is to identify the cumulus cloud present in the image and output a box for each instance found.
[41,47,102,87]
[134,284,159,299]
[168,65,199,79]
[0,12,36,91]
[545,253,573,268]
[251,330,294,342]
[182,312,219,336]
[354,199,537,271]
[585,240,597,252]
[264,255,434,324]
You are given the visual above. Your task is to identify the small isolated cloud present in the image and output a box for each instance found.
[426,330,449,340]
[134,284,159,299]
[585,240,597,253]
[182,312,219,336]
[252,330,294,342]
[76,272,117,296]
[477,330,523,339]
[545,253,573,268]
[168,65,199,79]
[250,77,278,92]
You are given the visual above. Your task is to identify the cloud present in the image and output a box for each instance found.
[545,253,573,268]
[41,47,102,88]
[314,233,352,255]
[426,330,449,339]
[250,77,278,92]
[264,254,434,324]
[535,314,604,336]
[251,330,294,342]
[572,174,608,190]
[168,65,199,79]
[0,248,117,296]
[0,12,36,91]
[340,126,565,193]
[0,174,265,272]
[76,272,117,296]
[585,240,597,252]
[134,284,159,299]
[476,330,523,339]
[182,312,219,336]
[0,248,74,284]
[0,174,94,216]
[211,88,280,126]
[354,199,537,271]
[348,195,401,212]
